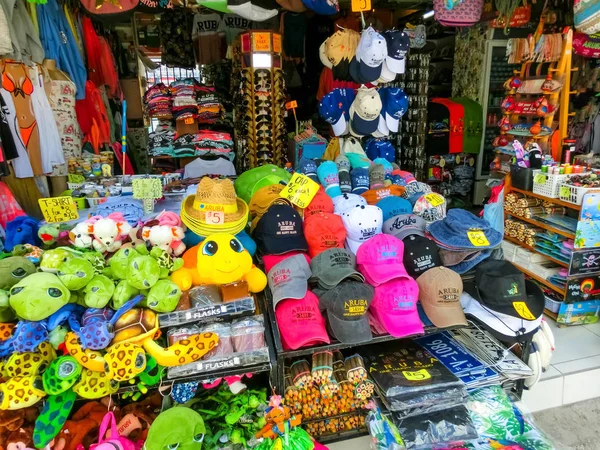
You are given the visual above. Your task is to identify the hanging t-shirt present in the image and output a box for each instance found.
[183,157,236,179]
[192,12,225,65]
[222,14,253,45]
[281,12,306,59]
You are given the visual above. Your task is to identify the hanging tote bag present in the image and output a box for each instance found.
[434,0,483,27]
[89,412,137,450]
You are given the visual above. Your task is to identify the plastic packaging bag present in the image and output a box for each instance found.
[231,316,265,352]
[202,322,234,357]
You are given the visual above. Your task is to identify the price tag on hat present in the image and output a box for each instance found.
[38,196,79,223]
[132,178,163,199]
[467,230,490,247]
[205,211,225,225]
[424,193,444,207]
[280,173,320,209]
[351,0,371,12]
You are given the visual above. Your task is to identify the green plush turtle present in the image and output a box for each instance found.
[145,408,206,450]
[127,256,160,290]
[57,257,95,291]
[40,248,79,273]
[144,280,182,313]
[42,356,82,395]
[81,251,106,275]
[0,289,14,322]
[83,275,115,308]
[112,280,140,309]
[33,390,76,448]
[38,224,65,248]
[9,273,71,321]
[0,256,36,289]
[150,247,184,277]
[108,247,138,280]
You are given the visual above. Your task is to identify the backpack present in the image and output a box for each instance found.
[450,97,483,154]
[575,0,600,35]
[434,0,483,27]
[89,412,137,450]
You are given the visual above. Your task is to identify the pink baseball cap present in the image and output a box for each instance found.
[275,291,330,350]
[263,252,311,273]
[371,278,424,338]
[356,234,409,286]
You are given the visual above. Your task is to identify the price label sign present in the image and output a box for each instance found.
[424,193,445,207]
[351,0,371,12]
[402,369,431,381]
[533,173,547,184]
[285,100,298,110]
[184,117,194,125]
[39,196,79,223]
[280,173,320,209]
[560,186,571,198]
[252,32,271,52]
[132,178,163,199]
[467,230,490,247]
[68,174,85,184]
[205,211,225,225]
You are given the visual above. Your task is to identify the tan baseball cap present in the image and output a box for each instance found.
[416,267,467,328]
[325,31,346,66]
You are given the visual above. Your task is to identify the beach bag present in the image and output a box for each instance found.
[575,0,600,35]
[89,412,136,450]
[434,0,483,27]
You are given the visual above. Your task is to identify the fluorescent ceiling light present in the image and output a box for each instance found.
[423,10,435,19]
[252,53,272,68]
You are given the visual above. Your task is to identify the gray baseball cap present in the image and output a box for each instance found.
[318,281,374,344]
[383,214,425,240]
[267,254,312,307]
[309,248,365,289]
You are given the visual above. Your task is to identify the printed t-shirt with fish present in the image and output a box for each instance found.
[192,13,225,65]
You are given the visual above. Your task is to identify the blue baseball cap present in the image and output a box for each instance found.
[351,168,370,194]
[319,89,354,137]
[317,161,342,198]
[381,87,408,133]
[301,0,338,15]
[365,139,395,162]
[297,157,319,183]
[376,196,412,222]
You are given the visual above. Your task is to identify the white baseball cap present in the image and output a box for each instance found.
[356,27,387,82]
[379,60,398,83]
[341,204,383,254]
[333,193,367,215]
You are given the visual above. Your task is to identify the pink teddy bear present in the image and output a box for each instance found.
[141,210,186,256]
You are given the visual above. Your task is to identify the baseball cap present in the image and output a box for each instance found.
[335,152,351,172]
[349,56,368,84]
[317,161,342,198]
[263,252,311,273]
[333,192,367,214]
[392,170,417,186]
[297,157,319,183]
[382,214,426,240]
[356,27,387,83]
[376,196,412,221]
[276,292,330,350]
[267,254,312,307]
[304,188,334,218]
[371,278,424,338]
[380,87,408,133]
[350,87,382,136]
[356,234,409,286]
[319,89,355,136]
[309,248,364,289]
[412,193,447,226]
[402,235,441,279]
[416,267,467,328]
[254,204,308,255]
[319,41,333,69]
[304,212,346,258]
[382,30,409,74]
[369,164,385,190]
[463,260,545,322]
[319,280,374,344]
[403,181,432,204]
[249,184,290,219]
[350,168,370,195]
[365,139,395,162]
[361,185,405,205]
[301,0,338,15]
[341,204,383,254]
[378,59,397,83]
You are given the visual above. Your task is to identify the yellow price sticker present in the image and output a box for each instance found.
[512,301,536,320]
[132,178,163,199]
[280,173,320,209]
[402,369,431,381]
[424,193,445,207]
[559,186,570,198]
[351,0,371,12]
[467,230,490,247]
[38,196,79,223]
[184,117,194,125]
[68,174,85,184]
[533,173,547,184]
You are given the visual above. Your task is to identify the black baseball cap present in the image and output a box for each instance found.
[402,235,441,279]
[254,204,308,255]
[309,248,365,289]
[464,260,544,321]
[318,280,374,344]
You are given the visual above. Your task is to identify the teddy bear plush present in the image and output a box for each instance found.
[69,214,131,253]
[140,211,186,256]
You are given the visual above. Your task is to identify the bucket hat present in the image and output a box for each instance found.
[429,209,502,250]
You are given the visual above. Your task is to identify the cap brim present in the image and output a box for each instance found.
[358,61,382,83]
[351,110,379,135]
[377,115,390,136]
[386,56,406,74]
[420,296,468,328]
[256,234,309,255]
[320,42,333,69]
[330,114,348,136]
[384,226,425,241]
[271,280,309,308]
[358,263,410,287]
[310,267,365,289]
[385,112,400,133]
[276,297,331,350]
[349,57,368,84]
[380,61,396,82]
[371,305,424,338]
[327,311,372,344]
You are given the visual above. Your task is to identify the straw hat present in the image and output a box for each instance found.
[181,178,249,236]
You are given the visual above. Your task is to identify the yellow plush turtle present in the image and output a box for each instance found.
[171,234,267,292]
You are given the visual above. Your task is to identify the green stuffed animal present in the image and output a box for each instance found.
[112,280,140,309]
[143,280,182,313]
[0,256,36,290]
[0,289,14,322]
[81,251,106,275]
[144,408,206,450]
[127,256,160,290]
[40,247,80,273]
[83,275,115,308]
[106,247,138,280]
[57,257,95,291]
[9,272,71,321]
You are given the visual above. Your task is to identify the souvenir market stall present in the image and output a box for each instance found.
[1,0,600,449]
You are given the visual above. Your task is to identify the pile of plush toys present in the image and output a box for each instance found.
[0,206,272,450]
